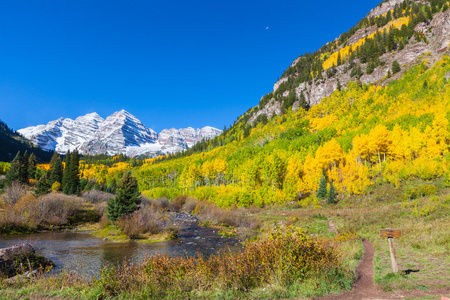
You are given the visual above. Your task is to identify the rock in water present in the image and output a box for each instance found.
[0,243,54,278]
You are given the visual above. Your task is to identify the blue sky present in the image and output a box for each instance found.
[0,0,381,132]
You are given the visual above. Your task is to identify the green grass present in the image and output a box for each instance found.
[258,177,450,294]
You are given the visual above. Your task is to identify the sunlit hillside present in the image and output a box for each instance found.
[79,55,450,208]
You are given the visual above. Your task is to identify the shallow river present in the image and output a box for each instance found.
[0,224,243,277]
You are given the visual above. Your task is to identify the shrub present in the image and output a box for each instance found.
[168,195,187,212]
[153,198,169,210]
[51,181,61,192]
[181,197,199,214]
[4,181,26,205]
[117,204,175,239]
[95,226,348,298]
[32,193,85,226]
[404,184,438,200]
[82,190,114,204]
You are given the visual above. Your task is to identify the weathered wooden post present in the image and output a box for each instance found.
[380,228,401,273]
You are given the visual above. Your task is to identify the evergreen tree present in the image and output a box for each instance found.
[28,153,37,180]
[34,173,51,197]
[108,178,117,194]
[317,176,328,200]
[69,150,80,194]
[50,156,64,186]
[327,181,336,204]
[20,151,29,184]
[6,151,21,184]
[62,151,71,194]
[106,172,141,221]
[79,178,87,191]
[392,60,401,74]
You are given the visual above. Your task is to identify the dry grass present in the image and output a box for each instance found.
[0,193,89,233]
[2,181,26,205]
[81,190,114,204]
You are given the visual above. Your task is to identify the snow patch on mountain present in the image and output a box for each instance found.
[18,110,222,158]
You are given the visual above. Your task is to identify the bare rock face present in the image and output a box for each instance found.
[430,10,450,50]
[346,26,378,46]
[273,77,289,93]
[415,22,429,34]
[248,99,281,125]
[0,244,54,278]
[290,57,302,68]
[367,0,406,19]
[263,5,450,117]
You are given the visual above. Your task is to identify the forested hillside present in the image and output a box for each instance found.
[0,120,54,163]
[78,55,450,208]
[17,0,450,209]
[162,0,450,157]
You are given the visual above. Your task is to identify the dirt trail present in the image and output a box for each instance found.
[315,239,450,300]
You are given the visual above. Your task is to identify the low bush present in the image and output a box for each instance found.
[0,193,87,233]
[117,203,177,239]
[2,181,26,205]
[94,226,352,299]
[404,184,438,200]
[81,190,114,204]
[181,197,199,214]
[168,195,186,212]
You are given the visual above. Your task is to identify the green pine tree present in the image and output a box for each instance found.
[28,153,37,181]
[106,172,141,221]
[69,150,80,195]
[20,151,29,184]
[327,181,336,204]
[317,176,328,200]
[110,178,117,194]
[6,151,21,184]
[392,60,401,74]
[34,173,51,197]
[62,151,71,194]
[50,156,64,186]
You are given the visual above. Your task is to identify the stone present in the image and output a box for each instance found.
[0,244,54,279]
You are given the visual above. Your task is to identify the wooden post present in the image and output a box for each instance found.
[388,237,398,273]
[380,228,401,273]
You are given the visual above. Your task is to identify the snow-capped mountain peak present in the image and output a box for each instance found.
[18,111,222,158]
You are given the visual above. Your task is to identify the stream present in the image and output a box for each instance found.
[0,215,243,277]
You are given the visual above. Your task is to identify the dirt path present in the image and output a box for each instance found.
[315,239,450,300]
[316,238,394,300]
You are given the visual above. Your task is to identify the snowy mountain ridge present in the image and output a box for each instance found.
[17,110,222,158]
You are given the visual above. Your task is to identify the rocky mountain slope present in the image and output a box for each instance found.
[234,0,450,128]
[18,110,221,158]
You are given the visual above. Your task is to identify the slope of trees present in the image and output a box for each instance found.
[0,120,54,163]
[77,56,450,207]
